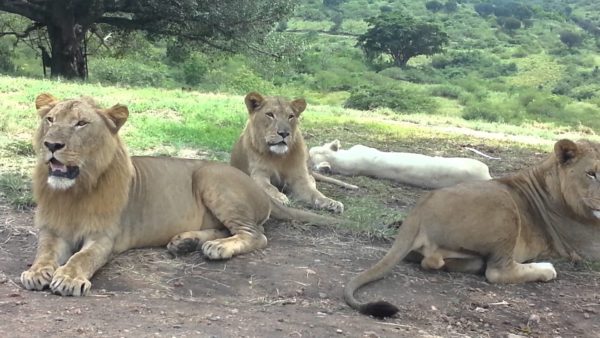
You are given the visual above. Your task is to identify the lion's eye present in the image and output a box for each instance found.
[46,116,54,123]
[288,114,295,120]
[75,120,89,128]
[586,170,597,180]
[265,112,274,119]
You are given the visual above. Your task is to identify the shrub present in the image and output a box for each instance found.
[0,41,15,74]
[429,85,463,99]
[379,66,442,84]
[444,1,458,12]
[90,57,173,87]
[344,85,437,113]
[559,31,583,49]
[182,53,209,86]
[503,17,522,31]
[474,3,494,17]
[425,1,444,12]
[462,102,502,122]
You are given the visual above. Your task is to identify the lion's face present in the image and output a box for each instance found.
[244,92,306,155]
[555,139,600,220]
[308,139,341,173]
[33,93,128,190]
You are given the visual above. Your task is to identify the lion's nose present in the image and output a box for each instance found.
[277,131,289,139]
[44,142,65,152]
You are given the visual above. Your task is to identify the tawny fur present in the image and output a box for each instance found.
[310,140,491,189]
[344,139,600,317]
[21,93,338,297]
[230,92,344,213]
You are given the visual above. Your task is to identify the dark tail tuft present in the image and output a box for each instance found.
[359,301,399,318]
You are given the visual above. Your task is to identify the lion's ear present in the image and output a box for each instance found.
[291,98,307,116]
[104,104,129,133]
[245,92,264,114]
[554,139,579,164]
[330,139,341,151]
[35,93,57,112]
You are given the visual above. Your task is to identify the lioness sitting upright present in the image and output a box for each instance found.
[230,92,344,213]
[21,93,336,297]
[345,139,600,318]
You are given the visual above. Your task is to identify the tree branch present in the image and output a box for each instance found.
[0,0,46,22]
[0,21,43,38]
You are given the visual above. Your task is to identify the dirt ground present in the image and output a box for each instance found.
[0,143,599,338]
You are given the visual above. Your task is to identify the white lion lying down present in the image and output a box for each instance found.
[309,140,492,189]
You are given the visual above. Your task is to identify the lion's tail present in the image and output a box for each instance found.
[269,201,340,226]
[343,217,420,318]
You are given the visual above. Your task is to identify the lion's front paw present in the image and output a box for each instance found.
[316,197,344,213]
[532,262,557,282]
[21,265,55,291]
[270,191,290,205]
[201,240,234,260]
[167,236,200,256]
[50,266,91,296]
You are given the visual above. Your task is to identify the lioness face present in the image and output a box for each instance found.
[33,93,128,190]
[308,140,341,173]
[556,140,600,220]
[245,92,306,155]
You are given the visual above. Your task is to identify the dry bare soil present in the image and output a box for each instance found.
[0,141,599,338]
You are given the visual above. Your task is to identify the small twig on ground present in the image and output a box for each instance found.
[464,147,501,160]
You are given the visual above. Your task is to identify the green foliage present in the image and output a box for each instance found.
[0,40,15,74]
[89,58,174,88]
[474,3,495,17]
[181,53,209,86]
[559,31,583,49]
[0,172,34,210]
[462,102,503,122]
[502,17,522,31]
[344,85,438,113]
[429,85,464,99]
[425,1,444,12]
[356,11,449,67]
[444,1,458,12]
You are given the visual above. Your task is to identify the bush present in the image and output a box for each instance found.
[518,90,566,118]
[344,85,437,113]
[429,85,463,99]
[474,3,494,17]
[444,1,458,12]
[559,31,583,49]
[462,102,502,122]
[181,53,209,86]
[90,57,173,87]
[0,41,15,74]
[425,1,444,12]
[503,17,522,31]
[379,66,442,84]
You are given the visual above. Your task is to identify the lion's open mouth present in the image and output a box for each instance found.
[269,141,287,146]
[48,158,80,179]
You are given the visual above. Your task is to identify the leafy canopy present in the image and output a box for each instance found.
[356,11,449,67]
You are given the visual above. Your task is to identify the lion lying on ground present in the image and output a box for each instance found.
[230,92,345,213]
[21,93,337,296]
[344,139,600,318]
[310,140,491,189]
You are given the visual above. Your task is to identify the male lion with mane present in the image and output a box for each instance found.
[230,91,345,213]
[21,93,337,296]
[344,139,600,318]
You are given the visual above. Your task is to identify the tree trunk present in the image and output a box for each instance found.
[45,2,88,79]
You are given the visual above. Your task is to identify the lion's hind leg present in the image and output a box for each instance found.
[485,260,557,283]
[193,165,271,260]
[167,229,230,256]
